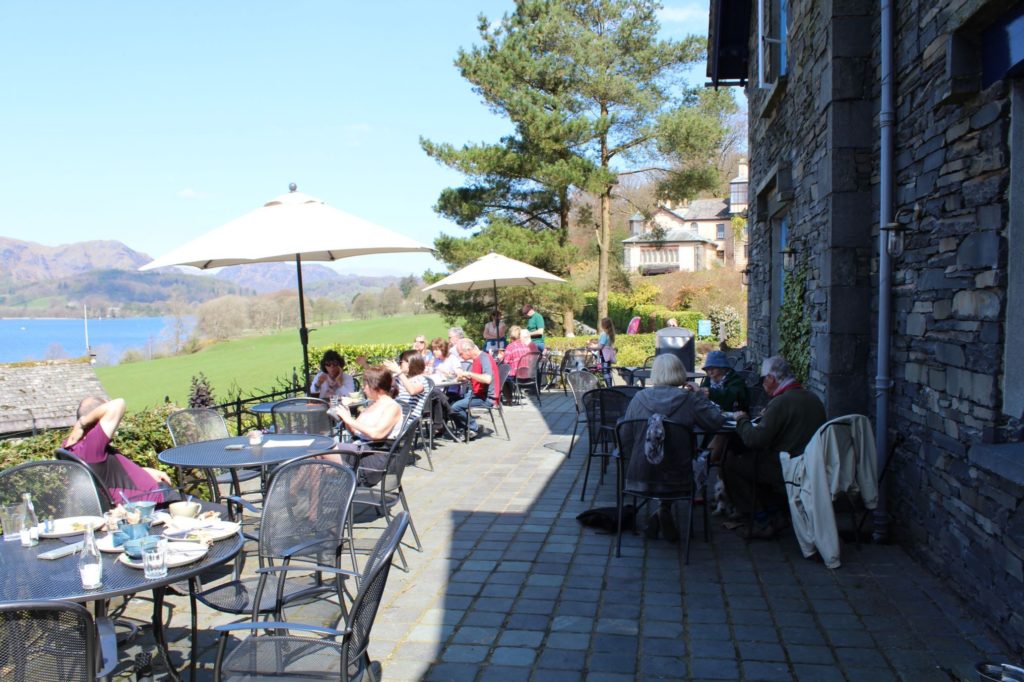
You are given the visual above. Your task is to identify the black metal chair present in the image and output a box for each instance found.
[614,418,703,562]
[195,458,357,620]
[465,364,511,441]
[53,448,183,510]
[611,385,642,401]
[579,388,633,501]
[0,458,106,519]
[166,408,262,503]
[558,348,601,394]
[272,398,333,436]
[212,512,410,682]
[510,351,543,406]
[566,369,600,458]
[347,425,422,571]
[0,600,118,681]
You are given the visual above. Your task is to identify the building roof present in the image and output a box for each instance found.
[668,199,731,222]
[0,360,108,436]
[622,230,719,245]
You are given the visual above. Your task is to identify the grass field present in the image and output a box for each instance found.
[95,314,451,411]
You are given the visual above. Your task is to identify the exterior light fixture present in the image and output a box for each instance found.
[781,246,796,272]
[883,203,919,258]
[741,267,751,286]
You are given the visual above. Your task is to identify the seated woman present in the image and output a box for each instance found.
[63,397,173,504]
[384,350,431,420]
[482,310,507,355]
[326,366,404,486]
[621,354,724,541]
[698,350,749,462]
[500,326,538,375]
[310,350,356,400]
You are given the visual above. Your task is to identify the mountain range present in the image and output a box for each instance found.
[0,236,408,316]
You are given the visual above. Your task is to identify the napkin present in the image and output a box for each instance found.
[264,438,314,448]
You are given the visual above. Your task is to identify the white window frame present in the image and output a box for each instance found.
[758,0,788,88]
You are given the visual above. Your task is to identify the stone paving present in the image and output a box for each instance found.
[117,391,1013,680]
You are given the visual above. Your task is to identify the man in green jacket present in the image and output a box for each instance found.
[724,356,826,539]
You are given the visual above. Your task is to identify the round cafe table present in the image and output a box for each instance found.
[158,434,336,471]
[0,531,243,681]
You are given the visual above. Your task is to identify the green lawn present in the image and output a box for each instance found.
[96,314,451,411]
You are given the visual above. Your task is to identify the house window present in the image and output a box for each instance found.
[758,0,788,88]
[1005,80,1024,417]
[717,223,726,239]
[690,222,698,231]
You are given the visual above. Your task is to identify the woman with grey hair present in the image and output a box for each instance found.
[621,354,725,541]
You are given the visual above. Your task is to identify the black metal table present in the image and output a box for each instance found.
[158,434,336,470]
[249,399,327,428]
[0,532,244,681]
[621,368,705,387]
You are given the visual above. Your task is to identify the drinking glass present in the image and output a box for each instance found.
[1,504,23,542]
[143,539,168,579]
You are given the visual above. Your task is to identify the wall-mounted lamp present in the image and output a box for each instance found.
[882,203,920,258]
[741,267,751,286]
[781,245,796,272]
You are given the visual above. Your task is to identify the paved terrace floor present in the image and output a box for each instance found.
[119,391,1012,681]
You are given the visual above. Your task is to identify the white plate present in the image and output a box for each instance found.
[39,516,105,538]
[162,520,240,542]
[118,542,208,569]
[96,534,126,553]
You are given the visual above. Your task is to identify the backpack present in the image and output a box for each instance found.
[576,505,636,534]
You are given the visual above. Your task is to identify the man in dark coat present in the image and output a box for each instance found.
[723,356,826,538]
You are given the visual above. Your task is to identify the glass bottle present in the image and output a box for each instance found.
[19,493,39,547]
[78,524,103,589]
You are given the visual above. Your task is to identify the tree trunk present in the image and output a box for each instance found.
[597,190,611,321]
[563,308,576,337]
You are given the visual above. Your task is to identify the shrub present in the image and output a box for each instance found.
[706,304,744,347]
[309,343,411,376]
[188,372,216,408]
[580,292,705,334]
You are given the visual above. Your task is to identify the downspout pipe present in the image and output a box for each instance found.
[874,0,896,541]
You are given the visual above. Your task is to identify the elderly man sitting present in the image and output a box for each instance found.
[723,356,826,539]
[449,339,500,440]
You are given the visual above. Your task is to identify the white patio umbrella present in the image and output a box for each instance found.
[140,184,433,381]
[422,252,565,311]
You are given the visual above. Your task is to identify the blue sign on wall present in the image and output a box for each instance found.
[698,320,712,337]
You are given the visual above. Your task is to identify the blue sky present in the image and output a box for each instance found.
[0,1,714,276]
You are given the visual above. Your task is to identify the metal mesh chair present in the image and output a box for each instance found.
[0,600,117,681]
[166,408,262,503]
[213,512,410,682]
[465,364,511,441]
[196,459,356,618]
[558,348,601,394]
[566,370,600,458]
[510,351,543,406]
[579,388,633,501]
[611,385,642,401]
[614,418,703,562]
[349,425,422,570]
[0,459,105,520]
[272,398,333,436]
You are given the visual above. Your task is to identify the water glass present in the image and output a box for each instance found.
[1,504,23,541]
[143,539,168,579]
[103,511,121,536]
[329,395,339,409]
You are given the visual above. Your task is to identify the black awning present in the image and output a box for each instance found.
[707,0,752,87]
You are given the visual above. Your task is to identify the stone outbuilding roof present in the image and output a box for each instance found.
[622,230,718,245]
[666,199,730,221]
[0,360,108,436]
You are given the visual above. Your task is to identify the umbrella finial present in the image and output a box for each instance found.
[288,182,297,192]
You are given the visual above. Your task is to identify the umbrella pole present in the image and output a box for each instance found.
[493,281,499,315]
[296,254,311,389]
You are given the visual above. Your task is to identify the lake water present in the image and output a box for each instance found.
[0,316,195,365]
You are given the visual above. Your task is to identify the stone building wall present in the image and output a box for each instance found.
[742,0,1024,650]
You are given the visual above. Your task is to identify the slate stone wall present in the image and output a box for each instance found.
[743,0,1024,650]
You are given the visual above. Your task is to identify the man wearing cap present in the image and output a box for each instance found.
[723,356,826,539]
[522,304,545,351]
[698,350,748,412]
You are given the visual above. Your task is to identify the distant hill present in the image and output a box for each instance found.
[0,235,415,317]
[0,236,151,285]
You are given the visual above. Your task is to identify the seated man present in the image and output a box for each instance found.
[449,339,500,439]
[63,396,173,504]
[723,356,826,539]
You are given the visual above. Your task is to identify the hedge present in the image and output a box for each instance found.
[580,292,706,336]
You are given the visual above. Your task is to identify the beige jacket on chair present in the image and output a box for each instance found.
[779,414,879,569]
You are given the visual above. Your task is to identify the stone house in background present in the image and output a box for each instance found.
[709,0,1024,650]
[0,360,107,438]
[622,162,750,274]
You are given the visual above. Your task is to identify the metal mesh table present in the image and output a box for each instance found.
[158,434,335,470]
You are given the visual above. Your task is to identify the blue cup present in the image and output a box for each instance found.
[113,523,150,547]
[123,535,161,560]
[127,500,157,522]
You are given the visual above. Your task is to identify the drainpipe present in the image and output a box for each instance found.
[874,0,896,542]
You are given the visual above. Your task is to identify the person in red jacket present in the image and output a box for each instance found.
[450,339,500,439]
